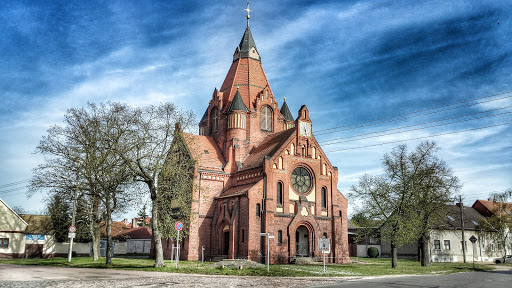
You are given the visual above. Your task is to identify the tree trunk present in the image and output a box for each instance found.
[150,184,165,267]
[90,196,101,261]
[420,234,430,267]
[418,238,423,263]
[105,204,113,265]
[391,242,398,268]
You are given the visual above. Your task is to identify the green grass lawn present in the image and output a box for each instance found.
[0,256,494,277]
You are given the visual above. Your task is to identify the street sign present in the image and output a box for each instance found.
[319,238,330,254]
[269,235,275,239]
[68,232,76,238]
[175,221,183,231]
[68,226,76,233]
[469,235,477,243]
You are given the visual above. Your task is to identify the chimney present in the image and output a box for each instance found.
[132,218,138,228]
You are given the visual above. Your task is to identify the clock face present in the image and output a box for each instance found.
[291,167,312,194]
[299,121,312,137]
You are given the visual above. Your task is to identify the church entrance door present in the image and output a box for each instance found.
[295,225,310,257]
[223,231,230,255]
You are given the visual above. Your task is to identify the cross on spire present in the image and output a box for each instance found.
[244,0,251,26]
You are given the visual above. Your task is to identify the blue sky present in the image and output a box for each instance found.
[1,0,511,217]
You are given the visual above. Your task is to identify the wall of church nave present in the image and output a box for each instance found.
[197,177,225,216]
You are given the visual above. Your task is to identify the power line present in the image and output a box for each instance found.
[319,106,512,144]
[322,111,511,146]
[325,122,511,153]
[314,90,512,134]
[0,186,29,195]
[0,179,30,189]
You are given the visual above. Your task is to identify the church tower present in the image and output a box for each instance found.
[198,8,294,173]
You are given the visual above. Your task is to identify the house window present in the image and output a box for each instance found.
[491,241,496,251]
[256,203,261,217]
[277,182,283,207]
[0,238,8,248]
[321,187,327,209]
[444,240,451,250]
[434,240,441,250]
[278,156,283,170]
[211,107,219,133]
[242,229,245,243]
[261,106,273,131]
[497,241,502,251]
[278,230,282,245]
[461,240,468,251]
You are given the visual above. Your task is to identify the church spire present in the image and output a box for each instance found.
[244,0,251,27]
[234,1,259,62]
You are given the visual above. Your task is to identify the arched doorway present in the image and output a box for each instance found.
[222,225,230,255]
[296,225,310,257]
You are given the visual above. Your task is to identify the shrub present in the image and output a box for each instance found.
[367,247,379,258]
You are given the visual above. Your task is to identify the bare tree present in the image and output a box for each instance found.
[117,103,196,267]
[31,102,134,263]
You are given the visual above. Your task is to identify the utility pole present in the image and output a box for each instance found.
[459,195,466,263]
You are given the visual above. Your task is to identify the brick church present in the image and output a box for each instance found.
[176,10,349,264]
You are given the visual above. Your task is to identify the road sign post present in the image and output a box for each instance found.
[175,222,183,268]
[319,237,330,273]
[469,235,477,270]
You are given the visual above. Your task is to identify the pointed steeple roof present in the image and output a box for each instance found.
[280,99,294,121]
[228,88,249,112]
[234,25,260,61]
[239,26,257,53]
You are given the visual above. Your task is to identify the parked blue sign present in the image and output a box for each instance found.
[26,234,45,241]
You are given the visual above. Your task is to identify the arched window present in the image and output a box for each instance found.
[256,203,261,217]
[278,230,283,244]
[290,143,295,155]
[311,147,316,159]
[211,107,218,133]
[322,163,327,175]
[321,187,327,209]
[277,182,283,206]
[260,106,273,131]
[278,157,283,169]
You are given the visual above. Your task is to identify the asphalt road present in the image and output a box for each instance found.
[1,263,511,288]
[310,267,512,288]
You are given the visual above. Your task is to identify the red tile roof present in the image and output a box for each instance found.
[216,181,261,199]
[100,221,128,238]
[113,227,152,240]
[220,58,271,111]
[184,134,225,172]
[242,128,295,170]
[472,199,512,216]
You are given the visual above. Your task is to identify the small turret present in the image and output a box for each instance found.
[280,97,294,130]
